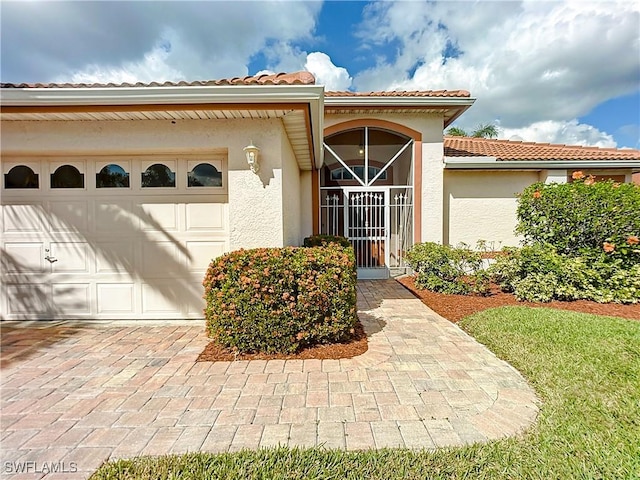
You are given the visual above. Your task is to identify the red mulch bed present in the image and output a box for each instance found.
[197,320,368,362]
[397,275,640,323]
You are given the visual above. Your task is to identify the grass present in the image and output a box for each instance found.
[91,307,640,479]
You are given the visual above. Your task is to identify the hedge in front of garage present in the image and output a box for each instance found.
[203,244,357,354]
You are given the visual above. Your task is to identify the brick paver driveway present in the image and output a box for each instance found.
[1,280,538,479]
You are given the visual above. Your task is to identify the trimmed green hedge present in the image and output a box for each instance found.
[405,242,490,295]
[203,245,357,354]
[303,234,352,249]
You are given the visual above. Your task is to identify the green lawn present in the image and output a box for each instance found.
[91,307,640,479]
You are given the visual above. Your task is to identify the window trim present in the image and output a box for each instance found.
[3,164,40,190]
[50,162,85,190]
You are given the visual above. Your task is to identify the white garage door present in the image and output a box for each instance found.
[1,157,229,320]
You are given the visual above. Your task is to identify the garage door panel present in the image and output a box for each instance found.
[142,241,181,275]
[140,203,179,231]
[95,242,135,274]
[52,283,91,314]
[97,284,135,314]
[3,204,46,232]
[51,242,91,273]
[3,243,45,273]
[6,284,51,314]
[186,203,226,231]
[49,200,88,233]
[141,283,182,314]
[186,241,226,273]
[96,201,138,233]
[187,282,206,314]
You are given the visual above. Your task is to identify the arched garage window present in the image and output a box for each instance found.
[4,165,39,189]
[51,165,84,189]
[188,163,222,187]
[97,164,130,188]
[141,163,175,188]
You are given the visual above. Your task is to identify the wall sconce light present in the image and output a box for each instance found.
[358,144,365,157]
[244,141,260,174]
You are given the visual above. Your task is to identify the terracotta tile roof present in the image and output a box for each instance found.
[326,90,470,98]
[0,71,316,89]
[444,136,640,161]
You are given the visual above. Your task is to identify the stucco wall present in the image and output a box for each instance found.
[1,118,290,250]
[281,128,302,246]
[444,170,541,248]
[299,171,314,241]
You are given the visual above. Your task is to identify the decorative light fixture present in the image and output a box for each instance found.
[358,144,365,157]
[244,141,260,174]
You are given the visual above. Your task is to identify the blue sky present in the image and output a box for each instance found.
[2,1,639,148]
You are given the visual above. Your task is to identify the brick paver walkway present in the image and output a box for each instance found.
[1,280,538,479]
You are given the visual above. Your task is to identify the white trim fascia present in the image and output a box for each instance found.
[324,96,476,108]
[311,93,324,169]
[444,157,640,169]
[0,84,326,106]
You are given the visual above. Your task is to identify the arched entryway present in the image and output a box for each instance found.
[320,124,418,279]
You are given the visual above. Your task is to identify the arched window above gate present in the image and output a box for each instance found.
[322,127,413,188]
[320,126,415,278]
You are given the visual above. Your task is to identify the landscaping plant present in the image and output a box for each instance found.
[405,242,490,295]
[203,241,357,354]
[516,172,640,261]
[492,173,640,303]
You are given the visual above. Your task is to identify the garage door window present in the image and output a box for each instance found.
[4,165,39,189]
[142,163,175,188]
[188,163,222,187]
[51,165,84,189]
[97,164,130,188]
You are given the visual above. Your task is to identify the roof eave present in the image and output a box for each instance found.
[0,84,325,171]
[444,157,640,170]
[324,96,475,107]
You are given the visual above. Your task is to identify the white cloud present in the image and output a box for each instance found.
[304,52,352,90]
[499,120,617,148]
[353,1,640,147]
[63,31,185,84]
[4,2,322,83]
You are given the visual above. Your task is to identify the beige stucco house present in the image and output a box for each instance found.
[1,71,639,320]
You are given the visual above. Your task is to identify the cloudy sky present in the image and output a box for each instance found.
[2,1,639,148]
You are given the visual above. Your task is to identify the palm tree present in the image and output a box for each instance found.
[445,126,468,137]
[471,123,498,139]
[445,123,499,139]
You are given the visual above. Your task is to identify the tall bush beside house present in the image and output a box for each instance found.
[516,173,640,261]
[493,173,640,304]
[203,245,357,355]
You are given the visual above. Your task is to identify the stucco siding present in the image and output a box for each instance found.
[299,171,314,241]
[444,170,541,248]
[281,128,302,246]
[1,118,289,250]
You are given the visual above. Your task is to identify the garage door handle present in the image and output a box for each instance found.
[44,248,58,263]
